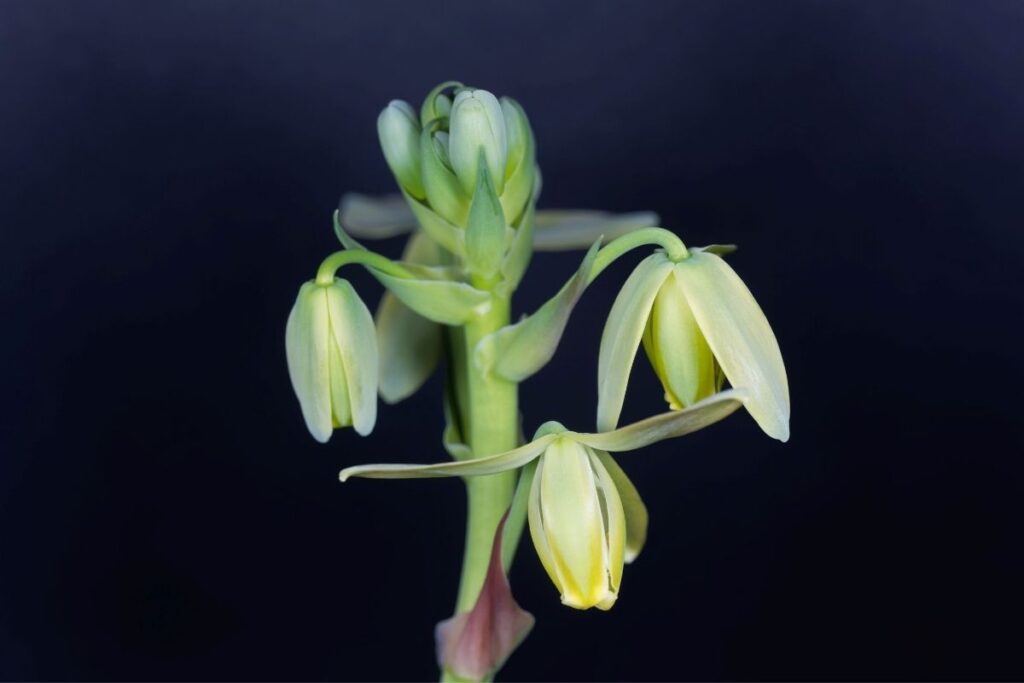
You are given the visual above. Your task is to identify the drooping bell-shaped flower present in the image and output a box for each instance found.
[529,436,627,610]
[285,278,378,441]
[598,248,790,441]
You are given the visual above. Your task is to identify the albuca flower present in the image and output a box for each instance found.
[285,278,378,441]
[598,248,790,441]
[529,437,627,610]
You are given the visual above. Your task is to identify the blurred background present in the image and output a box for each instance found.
[2,0,1023,679]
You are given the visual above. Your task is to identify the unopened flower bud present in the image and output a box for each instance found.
[377,100,426,200]
[449,89,508,196]
[285,279,379,441]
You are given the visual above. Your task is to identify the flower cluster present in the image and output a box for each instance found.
[283,81,790,681]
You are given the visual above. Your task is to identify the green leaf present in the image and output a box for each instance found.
[419,120,470,227]
[403,190,466,257]
[596,253,674,431]
[576,389,746,452]
[533,210,660,251]
[420,80,462,126]
[339,434,556,481]
[465,158,507,281]
[476,241,600,382]
[673,252,790,441]
[696,244,738,257]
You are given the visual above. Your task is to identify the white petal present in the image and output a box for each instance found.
[673,252,790,441]
[284,283,332,443]
[596,253,674,431]
[326,280,378,436]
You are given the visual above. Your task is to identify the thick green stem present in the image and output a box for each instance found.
[453,295,520,613]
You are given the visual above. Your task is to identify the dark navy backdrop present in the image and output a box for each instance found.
[2,0,1022,679]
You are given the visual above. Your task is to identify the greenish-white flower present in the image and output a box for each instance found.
[529,437,627,610]
[285,278,378,441]
[377,100,425,200]
[598,249,790,441]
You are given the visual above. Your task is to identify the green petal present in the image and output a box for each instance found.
[533,210,660,251]
[337,193,416,239]
[325,280,378,436]
[577,389,747,452]
[673,252,790,441]
[285,283,332,443]
[375,234,443,404]
[596,253,674,431]
[339,434,555,481]
[528,459,562,595]
[538,438,608,609]
[644,270,717,408]
[476,241,599,382]
[593,451,647,563]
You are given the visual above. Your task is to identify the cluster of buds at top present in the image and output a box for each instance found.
[376,83,538,289]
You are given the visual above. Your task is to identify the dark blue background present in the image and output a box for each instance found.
[2,0,1022,679]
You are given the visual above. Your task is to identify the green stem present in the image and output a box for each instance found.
[588,227,689,284]
[315,248,413,285]
[453,295,520,613]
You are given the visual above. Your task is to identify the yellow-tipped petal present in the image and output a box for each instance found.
[588,448,625,599]
[597,253,674,431]
[285,283,332,443]
[673,252,790,441]
[325,280,378,437]
[539,438,609,609]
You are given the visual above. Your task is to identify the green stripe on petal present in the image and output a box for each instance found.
[325,280,379,436]
[673,252,790,441]
[339,434,555,481]
[576,389,747,452]
[597,253,674,431]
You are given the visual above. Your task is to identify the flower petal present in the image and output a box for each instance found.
[538,438,609,609]
[597,253,674,431]
[285,283,332,443]
[476,241,600,382]
[325,280,378,436]
[375,233,443,404]
[673,252,790,441]
[593,450,647,563]
[533,210,660,251]
[576,389,747,452]
[588,448,625,607]
[337,193,416,239]
[339,434,555,481]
